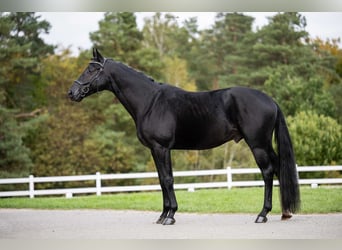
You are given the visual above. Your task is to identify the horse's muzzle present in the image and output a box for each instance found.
[68,88,82,102]
[68,80,92,102]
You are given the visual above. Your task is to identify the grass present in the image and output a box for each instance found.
[1,187,341,214]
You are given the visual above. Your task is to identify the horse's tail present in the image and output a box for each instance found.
[274,104,300,213]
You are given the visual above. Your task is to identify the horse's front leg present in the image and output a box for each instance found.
[151,145,178,225]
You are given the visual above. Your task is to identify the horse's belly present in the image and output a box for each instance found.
[173,118,238,150]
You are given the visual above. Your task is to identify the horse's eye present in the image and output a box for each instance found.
[88,64,100,73]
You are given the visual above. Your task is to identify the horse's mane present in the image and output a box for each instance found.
[114,60,159,85]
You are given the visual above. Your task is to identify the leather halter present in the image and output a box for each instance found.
[73,59,108,97]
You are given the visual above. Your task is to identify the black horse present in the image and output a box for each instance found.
[68,49,300,225]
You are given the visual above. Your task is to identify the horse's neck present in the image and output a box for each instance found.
[108,63,160,120]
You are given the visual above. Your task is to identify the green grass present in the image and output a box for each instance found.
[1,187,341,214]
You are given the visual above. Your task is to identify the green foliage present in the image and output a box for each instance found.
[84,127,135,173]
[264,68,336,117]
[0,12,53,177]
[90,12,142,61]
[197,13,255,89]
[0,12,54,110]
[130,47,165,80]
[142,12,179,57]
[30,105,92,176]
[213,13,255,87]
[90,12,164,80]
[329,84,342,123]
[0,107,32,177]
[252,13,309,64]
[288,111,342,166]
[163,56,197,91]
[83,93,148,174]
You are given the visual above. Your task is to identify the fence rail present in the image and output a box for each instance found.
[0,166,341,198]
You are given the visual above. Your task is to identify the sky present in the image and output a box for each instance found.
[38,12,342,56]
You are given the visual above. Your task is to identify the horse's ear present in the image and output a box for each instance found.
[95,48,104,63]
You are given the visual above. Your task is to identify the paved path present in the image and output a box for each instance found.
[0,209,341,239]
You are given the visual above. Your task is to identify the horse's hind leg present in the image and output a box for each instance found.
[251,146,277,223]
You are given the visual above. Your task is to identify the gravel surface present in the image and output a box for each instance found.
[0,209,341,239]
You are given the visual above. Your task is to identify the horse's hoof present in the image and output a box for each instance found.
[162,217,176,225]
[156,216,166,224]
[255,215,268,223]
[281,213,293,220]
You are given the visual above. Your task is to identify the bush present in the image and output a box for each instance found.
[287,111,342,166]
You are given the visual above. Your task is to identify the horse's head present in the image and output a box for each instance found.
[68,48,110,102]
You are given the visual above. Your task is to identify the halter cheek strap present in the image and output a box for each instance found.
[73,58,108,88]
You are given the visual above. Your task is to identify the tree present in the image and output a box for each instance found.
[311,38,342,83]
[28,49,88,176]
[30,104,92,177]
[264,69,336,118]
[82,91,150,174]
[0,107,32,177]
[249,12,318,86]
[248,12,339,121]
[163,56,197,91]
[142,12,178,57]
[199,12,254,89]
[90,12,163,79]
[215,12,255,88]
[0,12,53,177]
[90,12,142,62]
[0,12,54,110]
[311,38,342,123]
[287,111,342,167]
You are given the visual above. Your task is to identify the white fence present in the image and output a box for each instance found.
[0,166,341,198]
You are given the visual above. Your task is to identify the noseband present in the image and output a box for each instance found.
[74,58,108,97]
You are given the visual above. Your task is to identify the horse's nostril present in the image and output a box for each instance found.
[68,90,73,98]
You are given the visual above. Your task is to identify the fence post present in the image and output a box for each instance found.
[227,166,232,190]
[29,175,34,198]
[96,172,101,196]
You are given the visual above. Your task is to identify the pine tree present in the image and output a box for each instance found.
[0,12,53,177]
[199,13,254,89]
[90,12,142,63]
[249,12,314,86]
[250,13,339,120]
[90,12,163,79]
[0,107,32,177]
[0,12,54,110]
